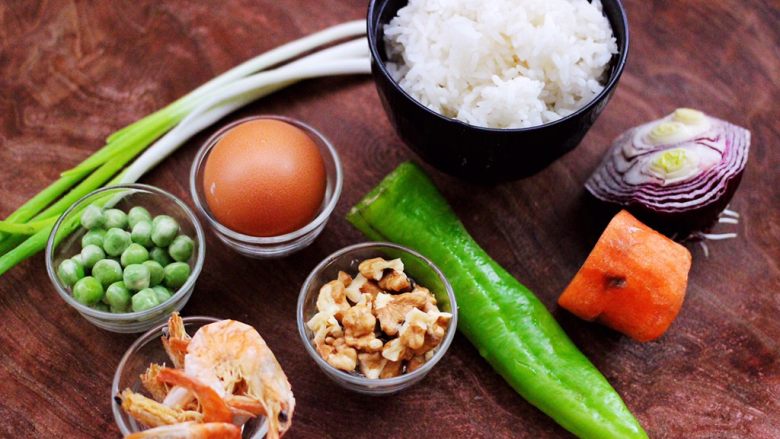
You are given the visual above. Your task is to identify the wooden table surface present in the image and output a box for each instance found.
[1,1,778,437]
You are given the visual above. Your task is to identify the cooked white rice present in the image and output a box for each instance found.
[383,0,617,129]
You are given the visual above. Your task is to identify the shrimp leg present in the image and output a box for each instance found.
[156,368,233,423]
[225,394,266,417]
[162,312,190,368]
[119,389,202,428]
[140,363,170,402]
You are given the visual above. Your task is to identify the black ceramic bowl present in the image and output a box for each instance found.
[367,0,630,182]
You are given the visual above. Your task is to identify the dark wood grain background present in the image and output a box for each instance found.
[1,1,778,437]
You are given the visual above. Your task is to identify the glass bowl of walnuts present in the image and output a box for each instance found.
[296,242,458,395]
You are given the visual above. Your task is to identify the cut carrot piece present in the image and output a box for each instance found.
[558,210,692,342]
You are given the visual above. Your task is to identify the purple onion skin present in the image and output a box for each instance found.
[586,111,750,240]
[587,170,744,239]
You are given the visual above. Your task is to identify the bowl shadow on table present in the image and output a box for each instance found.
[567,188,622,248]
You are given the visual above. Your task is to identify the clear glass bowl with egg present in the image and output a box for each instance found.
[112,316,269,437]
[45,184,205,333]
[297,242,458,395]
[190,115,342,258]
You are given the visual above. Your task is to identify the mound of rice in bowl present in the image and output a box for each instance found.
[383,0,618,129]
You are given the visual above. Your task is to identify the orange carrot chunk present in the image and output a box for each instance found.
[558,210,692,342]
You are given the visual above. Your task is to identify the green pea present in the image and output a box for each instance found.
[90,302,110,312]
[163,262,190,290]
[72,276,104,305]
[143,260,164,286]
[104,208,128,230]
[123,263,150,291]
[92,259,123,288]
[121,243,149,267]
[81,229,106,248]
[151,285,172,304]
[80,205,105,230]
[104,281,131,312]
[131,220,153,247]
[80,244,105,269]
[151,215,179,247]
[103,227,131,256]
[57,258,85,287]
[131,288,160,312]
[71,255,85,268]
[150,247,173,266]
[128,206,152,229]
[168,235,194,262]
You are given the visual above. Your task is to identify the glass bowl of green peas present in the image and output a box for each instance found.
[45,184,206,333]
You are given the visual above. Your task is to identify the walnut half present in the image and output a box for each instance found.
[358,257,404,281]
[374,290,429,336]
[318,335,357,372]
[307,279,351,334]
[342,294,383,352]
[358,352,387,379]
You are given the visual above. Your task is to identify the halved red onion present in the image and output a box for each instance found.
[586,108,750,237]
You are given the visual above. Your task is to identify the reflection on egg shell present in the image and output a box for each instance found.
[202,119,327,237]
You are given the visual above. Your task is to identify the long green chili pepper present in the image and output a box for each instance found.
[347,162,646,439]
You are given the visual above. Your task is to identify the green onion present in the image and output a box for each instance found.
[0,218,57,235]
[0,20,369,276]
[0,170,88,241]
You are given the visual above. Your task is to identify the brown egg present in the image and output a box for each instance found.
[202,119,327,237]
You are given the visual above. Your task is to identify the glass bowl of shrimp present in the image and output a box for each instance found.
[112,314,295,438]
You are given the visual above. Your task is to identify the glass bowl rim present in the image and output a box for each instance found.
[296,241,459,388]
[189,115,343,245]
[45,183,207,321]
[111,316,221,435]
